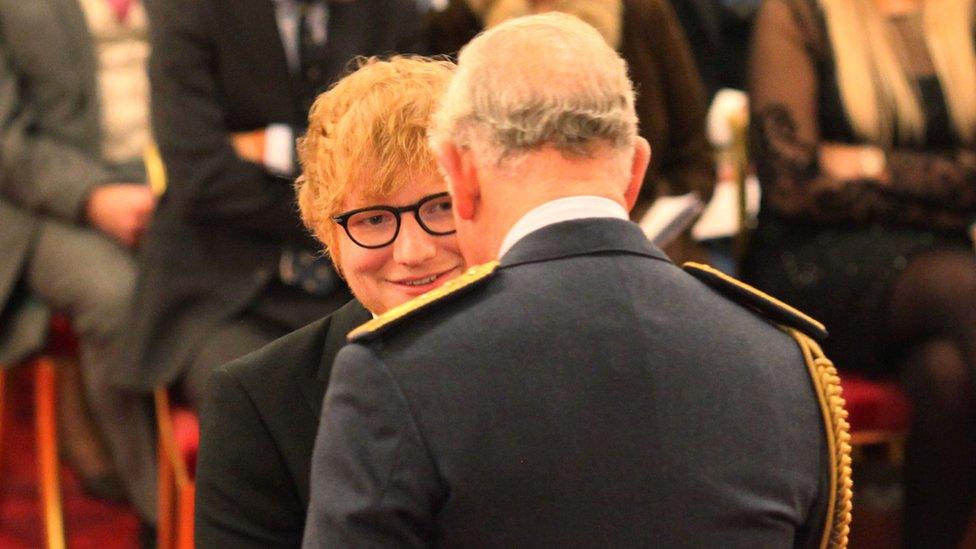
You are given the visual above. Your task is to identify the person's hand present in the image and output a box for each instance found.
[819,143,887,183]
[85,184,157,247]
[231,129,266,165]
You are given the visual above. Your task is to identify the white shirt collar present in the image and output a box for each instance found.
[497,196,629,258]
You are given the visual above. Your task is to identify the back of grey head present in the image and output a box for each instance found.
[429,13,639,166]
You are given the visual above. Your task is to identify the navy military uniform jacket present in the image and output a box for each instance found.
[303,218,848,548]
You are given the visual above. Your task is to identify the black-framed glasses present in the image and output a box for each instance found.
[332,192,457,249]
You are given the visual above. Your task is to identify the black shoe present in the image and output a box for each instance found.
[79,472,127,503]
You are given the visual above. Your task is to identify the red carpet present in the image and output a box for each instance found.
[0,368,140,548]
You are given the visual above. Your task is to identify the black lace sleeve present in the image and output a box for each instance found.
[752,104,976,229]
[749,0,976,230]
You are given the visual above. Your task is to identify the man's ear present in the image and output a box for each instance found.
[624,137,651,212]
[437,143,480,221]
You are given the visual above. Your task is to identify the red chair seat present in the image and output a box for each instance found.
[171,408,199,478]
[839,373,910,433]
[45,315,79,357]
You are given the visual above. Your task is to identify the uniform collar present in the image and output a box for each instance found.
[498,195,628,258]
[500,217,671,269]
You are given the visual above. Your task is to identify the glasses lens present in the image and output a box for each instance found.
[345,209,398,247]
[417,194,456,234]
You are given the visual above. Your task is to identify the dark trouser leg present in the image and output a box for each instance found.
[899,340,976,549]
[884,249,976,549]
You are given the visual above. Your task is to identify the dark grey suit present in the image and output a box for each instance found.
[195,299,371,548]
[0,0,155,519]
[0,0,145,363]
[304,218,830,547]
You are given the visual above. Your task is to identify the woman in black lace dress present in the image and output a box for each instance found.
[743,0,976,545]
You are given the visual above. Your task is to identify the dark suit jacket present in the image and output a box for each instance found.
[0,0,145,363]
[671,0,756,97]
[304,218,830,547]
[195,299,371,548]
[117,0,423,390]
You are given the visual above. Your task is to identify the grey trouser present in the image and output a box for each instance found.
[26,219,156,522]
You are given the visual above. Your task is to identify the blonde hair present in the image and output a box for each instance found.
[821,0,976,145]
[296,56,456,268]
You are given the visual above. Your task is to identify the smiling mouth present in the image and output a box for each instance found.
[401,274,438,286]
[393,268,457,288]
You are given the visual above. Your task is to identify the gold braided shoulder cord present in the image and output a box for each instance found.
[786,328,854,549]
[347,261,500,341]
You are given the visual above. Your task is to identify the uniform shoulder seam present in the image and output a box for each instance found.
[683,262,828,340]
[347,260,500,343]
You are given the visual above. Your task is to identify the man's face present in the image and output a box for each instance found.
[452,213,494,266]
[335,173,466,315]
[444,163,494,266]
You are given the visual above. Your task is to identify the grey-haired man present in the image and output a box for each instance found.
[304,13,849,548]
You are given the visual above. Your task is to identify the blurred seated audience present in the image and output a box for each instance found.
[0,0,157,519]
[194,55,465,547]
[428,0,715,262]
[670,0,758,98]
[743,0,976,545]
[114,0,426,409]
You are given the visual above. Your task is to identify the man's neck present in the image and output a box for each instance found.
[495,195,629,258]
[463,146,631,262]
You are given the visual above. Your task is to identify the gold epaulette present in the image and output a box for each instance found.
[347,260,500,343]
[785,328,853,549]
[682,262,828,341]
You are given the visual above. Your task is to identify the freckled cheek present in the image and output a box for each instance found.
[437,240,464,267]
[345,248,394,287]
[435,238,464,265]
[453,225,482,263]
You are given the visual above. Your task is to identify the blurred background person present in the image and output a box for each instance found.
[427,0,715,262]
[195,55,465,548]
[670,0,757,99]
[0,0,157,518]
[743,0,976,545]
[115,0,427,413]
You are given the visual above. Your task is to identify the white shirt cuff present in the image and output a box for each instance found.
[264,123,295,176]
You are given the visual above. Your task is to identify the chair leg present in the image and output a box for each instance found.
[158,434,175,549]
[176,482,195,549]
[34,357,66,549]
[886,435,906,465]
